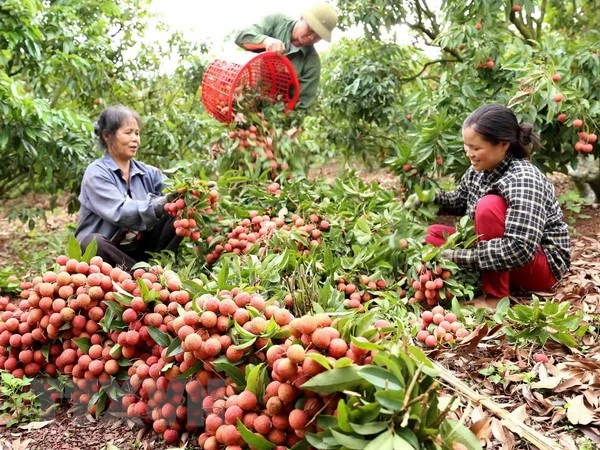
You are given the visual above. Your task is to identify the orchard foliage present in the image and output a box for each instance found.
[0,0,210,205]
[317,0,600,198]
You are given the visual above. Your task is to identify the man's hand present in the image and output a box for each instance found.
[263,37,285,53]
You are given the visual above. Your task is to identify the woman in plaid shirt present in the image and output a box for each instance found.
[425,104,571,307]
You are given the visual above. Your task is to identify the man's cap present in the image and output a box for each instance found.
[302,2,338,42]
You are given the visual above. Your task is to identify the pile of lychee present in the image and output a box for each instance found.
[204,211,330,264]
[416,305,469,348]
[0,254,387,448]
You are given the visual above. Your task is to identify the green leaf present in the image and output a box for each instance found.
[112,292,133,306]
[245,363,267,398]
[233,337,257,350]
[396,429,419,449]
[350,336,383,352]
[73,337,91,354]
[358,366,402,390]
[218,264,230,290]
[441,419,482,449]
[81,237,98,263]
[179,361,204,379]
[542,300,559,316]
[323,246,334,271]
[233,319,258,339]
[336,399,353,433]
[374,389,405,411]
[165,338,183,357]
[551,331,578,348]
[109,344,122,359]
[238,420,275,450]
[364,429,394,450]
[136,277,151,299]
[316,415,339,430]
[99,301,126,332]
[66,235,82,260]
[306,352,333,370]
[213,358,246,387]
[407,345,440,377]
[289,439,311,450]
[146,326,171,347]
[334,357,355,368]
[301,366,366,395]
[306,431,339,450]
[330,429,370,449]
[89,390,107,416]
[392,434,414,450]
[349,421,389,435]
[492,297,510,322]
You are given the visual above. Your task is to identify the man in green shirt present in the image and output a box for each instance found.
[234,2,338,112]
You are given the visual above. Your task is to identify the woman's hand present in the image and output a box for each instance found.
[440,249,454,262]
[403,189,435,209]
[403,193,421,209]
[154,193,176,216]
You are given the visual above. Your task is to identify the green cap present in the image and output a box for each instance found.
[302,2,338,42]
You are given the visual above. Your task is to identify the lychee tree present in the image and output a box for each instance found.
[320,0,600,200]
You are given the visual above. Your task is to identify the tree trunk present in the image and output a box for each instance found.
[567,155,600,203]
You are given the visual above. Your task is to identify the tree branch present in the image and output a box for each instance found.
[111,24,123,38]
[416,0,440,35]
[396,58,458,83]
[535,0,548,40]
[406,21,437,42]
[509,11,535,42]
[7,66,24,77]
[442,46,463,61]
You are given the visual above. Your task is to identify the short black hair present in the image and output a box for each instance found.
[93,105,142,150]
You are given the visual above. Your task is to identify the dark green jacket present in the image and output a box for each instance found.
[235,13,320,111]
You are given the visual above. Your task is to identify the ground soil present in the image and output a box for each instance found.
[0,168,598,450]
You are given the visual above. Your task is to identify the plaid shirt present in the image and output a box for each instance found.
[436,155,571,280]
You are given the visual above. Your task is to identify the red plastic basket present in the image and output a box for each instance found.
[201,51,300,123]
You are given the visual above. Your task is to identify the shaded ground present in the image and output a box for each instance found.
[0,168,599,450]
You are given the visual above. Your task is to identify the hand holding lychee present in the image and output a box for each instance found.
[164,183,219,241]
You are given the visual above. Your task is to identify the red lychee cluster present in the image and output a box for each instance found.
[336,275,388,312]
[2,253,393,447]
[407,265,453,306]
[204,211,330,264]
[574,130,597,153]
[226,123,291,179]
[164,184,219,241]
[416,305,469,348]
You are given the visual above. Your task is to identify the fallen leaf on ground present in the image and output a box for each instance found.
[17,420,54,431]
[566,395,595,425]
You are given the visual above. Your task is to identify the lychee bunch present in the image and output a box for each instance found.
[407,266,453,306]
[416,305,469,348]
[164,182,219,241]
